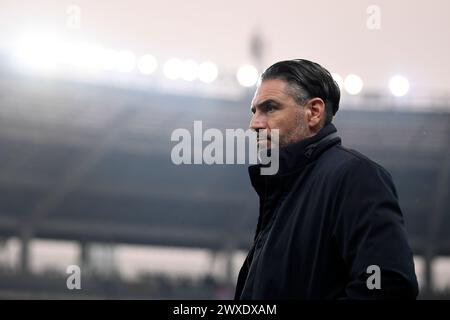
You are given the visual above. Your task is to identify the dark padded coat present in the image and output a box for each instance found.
[235,123,418,300]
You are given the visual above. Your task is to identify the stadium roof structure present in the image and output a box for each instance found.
[0,67,449,260]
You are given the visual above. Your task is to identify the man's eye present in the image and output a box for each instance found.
[264,105,276,112]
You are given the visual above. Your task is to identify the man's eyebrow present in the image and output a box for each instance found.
[250,99,280,112]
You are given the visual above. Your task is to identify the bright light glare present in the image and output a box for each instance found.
[389,75,410,97]
[198,61,218,83]
[115,50,136,73]
[344,74,364,95]
[237,65,259,87]
[137,54,158,75]
[181,59,199,81]
[14,32,62,71]
[61,42,104,70]
[163,58,183,79]
[99,48,118,71]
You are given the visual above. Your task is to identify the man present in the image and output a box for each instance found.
[234,59,419,299]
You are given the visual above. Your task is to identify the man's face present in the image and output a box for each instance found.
[250,79,311,148]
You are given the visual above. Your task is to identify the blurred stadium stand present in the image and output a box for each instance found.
[0,60,449,299]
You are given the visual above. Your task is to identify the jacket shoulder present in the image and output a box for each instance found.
[321,144,393,182]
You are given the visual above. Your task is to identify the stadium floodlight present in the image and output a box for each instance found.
[237,65,259,87]
[389,75,409,97]
[14,31,61,71]
[163,58,183,80]
[331,73,344,90]
[61,42,104,71]
[181,59,199,81]
[137,54,158,75]
[344,74,364,95]
[115,50,136,73]
[98,48,118,71]
[198,61,218,83]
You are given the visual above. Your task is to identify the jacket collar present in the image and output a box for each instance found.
[248,123,342,194]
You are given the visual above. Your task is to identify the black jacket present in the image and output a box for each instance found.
[235,123,418,299]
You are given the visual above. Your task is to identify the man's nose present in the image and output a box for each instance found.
[250,112,267,131]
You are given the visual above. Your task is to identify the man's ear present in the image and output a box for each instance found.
[306,98,325,132]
